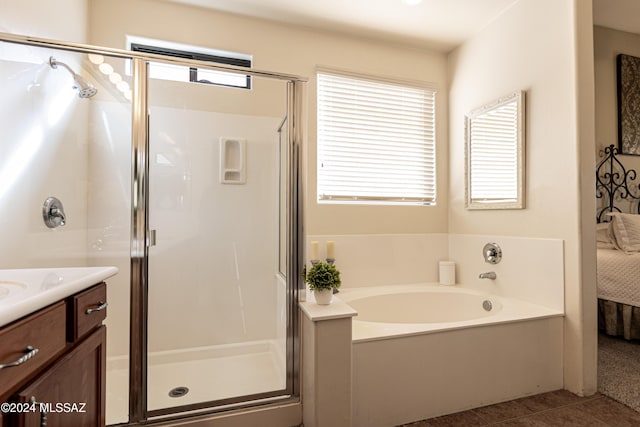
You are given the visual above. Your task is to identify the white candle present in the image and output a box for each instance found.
[326,241,335,259]
[311,241,319,260]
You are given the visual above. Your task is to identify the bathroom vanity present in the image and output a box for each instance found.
[0,267,117,427]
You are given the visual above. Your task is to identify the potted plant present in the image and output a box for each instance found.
[305,261,341,305]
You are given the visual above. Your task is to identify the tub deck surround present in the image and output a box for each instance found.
[0,266,118,327]
[339,283,563,343]
[299,291,358,321]
[337,283,564,427]
[300,295,357,427]
[352,317,564,427]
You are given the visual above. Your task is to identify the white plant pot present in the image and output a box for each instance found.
[313,289,333,305]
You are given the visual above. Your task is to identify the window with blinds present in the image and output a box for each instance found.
[317,71,437,205]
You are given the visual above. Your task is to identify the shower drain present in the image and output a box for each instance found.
[482,300,493,312]
[168,386,189,398]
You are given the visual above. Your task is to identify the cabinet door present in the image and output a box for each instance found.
[13,326,106,427]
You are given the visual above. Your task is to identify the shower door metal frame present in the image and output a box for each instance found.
[127,48,307,424]
[129,56,149,424]
[135,64,307,423]
[0,31,306,425]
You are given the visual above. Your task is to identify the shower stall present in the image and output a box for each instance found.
[0,32,305,425]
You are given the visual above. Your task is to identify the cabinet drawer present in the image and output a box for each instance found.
[0,302,66,399]
[69,282,107,342]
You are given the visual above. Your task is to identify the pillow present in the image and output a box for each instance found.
[596,223,616,249]
[606,212,640,253]
[596,223,611,243]
[597,241,616,249]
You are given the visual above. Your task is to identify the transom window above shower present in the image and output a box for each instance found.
[317,70,437,205]
[125,36,252,89]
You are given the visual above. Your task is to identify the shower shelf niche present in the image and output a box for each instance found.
[220,137,246,184]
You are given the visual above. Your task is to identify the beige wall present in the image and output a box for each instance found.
[0,0,88,42]
[448,0,596,394]
[87,0,450,236]
[594,26,640,175]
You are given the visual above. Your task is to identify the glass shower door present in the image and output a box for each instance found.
[145,72,289,415]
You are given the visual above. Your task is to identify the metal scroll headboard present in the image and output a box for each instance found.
[596,144,640,223]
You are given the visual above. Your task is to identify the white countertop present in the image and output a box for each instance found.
[0,266,119,327]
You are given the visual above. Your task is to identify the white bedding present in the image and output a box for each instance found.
[597,248,640,307]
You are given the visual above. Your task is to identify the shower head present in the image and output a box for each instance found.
[49,56,98,98]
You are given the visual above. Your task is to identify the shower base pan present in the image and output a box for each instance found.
[106,340,285,424]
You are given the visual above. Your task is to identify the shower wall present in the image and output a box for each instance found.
[83,66,284,362]
[0,53,91,270]
[146,106,282,352]
[87,98,132,359]
[0,43,286,358]
[83,72,285,360]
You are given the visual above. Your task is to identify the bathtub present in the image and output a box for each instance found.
[339,284,564,427]
[339,284,561,342]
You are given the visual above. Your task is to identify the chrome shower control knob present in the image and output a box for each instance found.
[43,196,67,229]
[483,242,502,264]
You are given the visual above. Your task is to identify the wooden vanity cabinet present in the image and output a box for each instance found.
[0,283,107,427]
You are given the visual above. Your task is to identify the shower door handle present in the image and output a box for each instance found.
[148,229,157,247]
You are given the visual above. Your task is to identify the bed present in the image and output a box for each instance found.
[596,145,640,340]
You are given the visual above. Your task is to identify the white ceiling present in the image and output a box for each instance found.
[165,0,520,52]
[163,0,640,52]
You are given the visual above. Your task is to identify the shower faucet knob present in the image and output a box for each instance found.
[483,242,502,264]
[43,196,67,228]
[51,207,66,226]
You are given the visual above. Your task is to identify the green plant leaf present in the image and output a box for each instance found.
[306,261,341,291]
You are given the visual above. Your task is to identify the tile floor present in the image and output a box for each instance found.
[399,390,640,426]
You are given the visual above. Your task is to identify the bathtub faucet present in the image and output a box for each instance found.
[479,271,496,280]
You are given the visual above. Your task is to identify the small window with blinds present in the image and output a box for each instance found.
[465,91,525,209]
[317,71,437,205]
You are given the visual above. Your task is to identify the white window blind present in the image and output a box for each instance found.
[468,99,518,202]
[317,72,436,205]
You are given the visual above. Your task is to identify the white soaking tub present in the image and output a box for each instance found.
[339,284,564,427]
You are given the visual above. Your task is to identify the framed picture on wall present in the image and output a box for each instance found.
[617,53,640,155]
